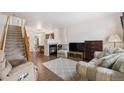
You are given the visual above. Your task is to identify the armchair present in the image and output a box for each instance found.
[0,50,38,81]
[57,44,69,58]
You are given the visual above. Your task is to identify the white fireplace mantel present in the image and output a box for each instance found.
[44,39,59,56]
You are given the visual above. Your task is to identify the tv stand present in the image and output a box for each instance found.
[67,51,84,61]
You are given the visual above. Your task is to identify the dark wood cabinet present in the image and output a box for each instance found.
[68,51,84,61]
[85,40,103,61]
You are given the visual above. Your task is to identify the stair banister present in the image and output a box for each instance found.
[22,26,30,62]
[0,16,9,51]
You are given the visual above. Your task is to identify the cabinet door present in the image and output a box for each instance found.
[85,40,103,61]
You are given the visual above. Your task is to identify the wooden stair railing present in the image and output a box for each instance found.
[23,27,30,62]
[0,16,9,51]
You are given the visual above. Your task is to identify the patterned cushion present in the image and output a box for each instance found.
[103,47,116,56]
[113,48,124,53]
[89,58,97,65]
[95,54,120,68]
[112,55,124,71]
[103,47,124,56]
[62,44,68,50]
[100,54,120,68]
[95,54,115,65]
[119,62,124,73]
[94,52,104,59]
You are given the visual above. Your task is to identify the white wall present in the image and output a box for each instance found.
[26,26,61,52]
[9,16,22,26]
[65,13,123,44]
[7,13,123,50]
[58,27,68,44]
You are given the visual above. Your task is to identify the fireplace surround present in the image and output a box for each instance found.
[44,39,59,56]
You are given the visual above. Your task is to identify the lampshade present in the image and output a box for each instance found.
[108,34,122,43]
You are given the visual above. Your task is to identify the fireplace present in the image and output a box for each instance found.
[44,39,59,56]
[49,44,57,56]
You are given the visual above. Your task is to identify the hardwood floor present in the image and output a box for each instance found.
[30,52,63,81]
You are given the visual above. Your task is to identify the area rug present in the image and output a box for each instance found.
[42,58,80,81]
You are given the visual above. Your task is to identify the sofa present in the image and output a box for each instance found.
[76,47,124,81]
[0,50,38,81]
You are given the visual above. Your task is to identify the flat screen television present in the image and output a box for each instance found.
[69,42,85,52]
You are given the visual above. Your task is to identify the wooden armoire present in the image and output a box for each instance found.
[85,40,103,61]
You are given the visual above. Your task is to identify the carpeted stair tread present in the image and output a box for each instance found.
[5,52,25,56]
[5,48,25,53]
[6,39,23,44]
[5,48,25,52]
[8,25,21,29]
[5,44,24,48]
[6,56,25,61]
[5,41,24,44]
[7,33,22,36]
[7,34,22,38]
[6,39,23,42]
[5,25,26,64]
[8,29,21,31]
[5,52,25,60]
[7,31,22,34]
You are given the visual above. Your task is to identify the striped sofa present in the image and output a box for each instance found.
[76,47,124,81]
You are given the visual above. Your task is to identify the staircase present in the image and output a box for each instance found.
[5,25,26,66]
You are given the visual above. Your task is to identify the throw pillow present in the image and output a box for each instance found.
[113,48,124,54]
[95,54,120,68]
[94,52,104,59]
[103,47,115,56]
[119,62,124,73]
[62,44,68,50]
[112,54,124,71]
[57,44,62,50]
[100,54,120,68]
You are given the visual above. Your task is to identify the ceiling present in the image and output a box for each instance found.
[2,12,122,28]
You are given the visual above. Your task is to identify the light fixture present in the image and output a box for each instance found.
[36,23,42,31]
[108,34,122,47]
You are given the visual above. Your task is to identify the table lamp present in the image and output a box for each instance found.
[108,34,122,47]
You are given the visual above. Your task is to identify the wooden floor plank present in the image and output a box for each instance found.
[30,52,63,81]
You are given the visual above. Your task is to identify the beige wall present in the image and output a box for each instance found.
[9,16,22,26]
[4,13,123,50]
[26,26,61,52]
[62,13,123,47]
